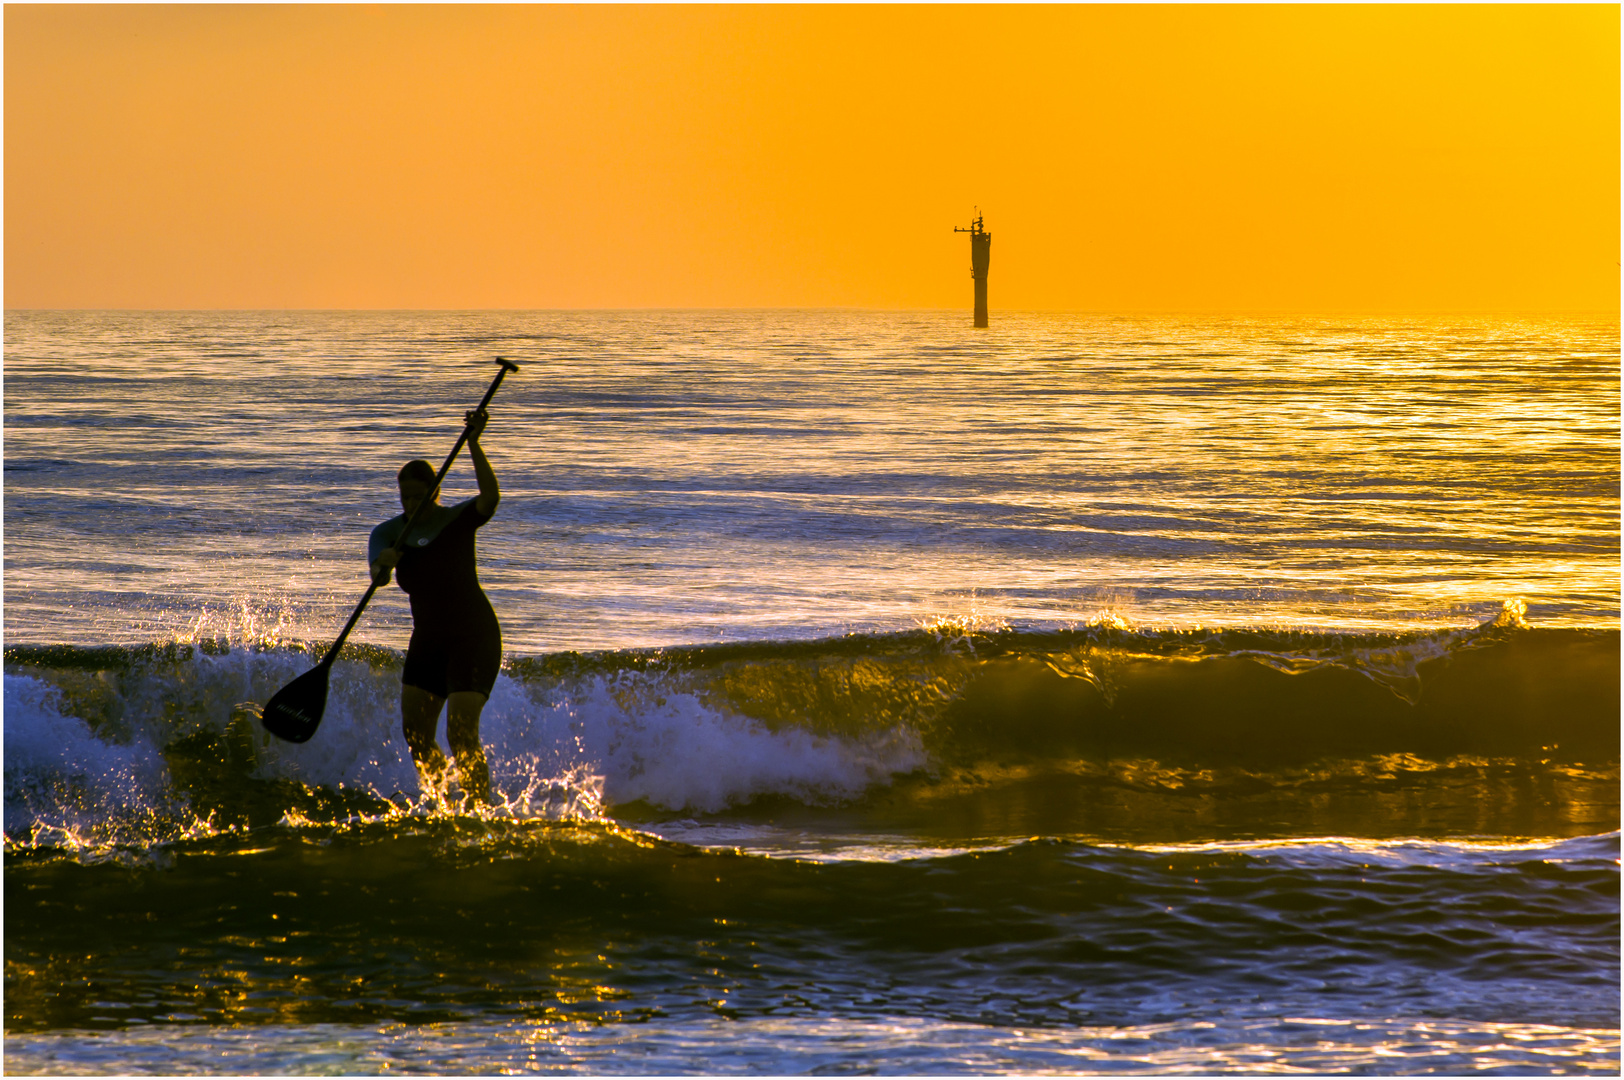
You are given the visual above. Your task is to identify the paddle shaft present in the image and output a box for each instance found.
[312,357,520,671]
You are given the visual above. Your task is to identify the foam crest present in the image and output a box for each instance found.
[488,670,928,813]
[210,658,611,822]
[245,656,422,793]
[917,602,1012,645]
[3,674,183,851]
[242,661,922,816]
[6,641,929,845]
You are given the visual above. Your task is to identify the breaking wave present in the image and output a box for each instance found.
[4,603,1617,854]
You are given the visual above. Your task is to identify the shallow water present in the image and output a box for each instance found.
[4,310,1619,1074]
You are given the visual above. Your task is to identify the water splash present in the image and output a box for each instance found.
[2,674,192,856]
[180,592,308,651]
[918,595,1013,648]
[1492,596,1530,630]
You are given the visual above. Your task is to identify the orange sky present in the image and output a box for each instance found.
[5,4,1618,312]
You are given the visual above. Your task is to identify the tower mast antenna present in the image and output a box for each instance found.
[953,208,992,327]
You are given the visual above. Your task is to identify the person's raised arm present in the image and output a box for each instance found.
[466,408,500,517]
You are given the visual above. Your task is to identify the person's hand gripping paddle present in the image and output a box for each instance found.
[260,358,521,743]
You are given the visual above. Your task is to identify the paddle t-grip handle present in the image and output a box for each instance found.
[416,357,521,511]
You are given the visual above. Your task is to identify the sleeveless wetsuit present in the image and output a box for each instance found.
[369,499,502,699]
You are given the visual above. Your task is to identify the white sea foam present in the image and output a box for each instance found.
[5,645,928,839]
[484,672,926,814]
[3,674,180,848]
[244,655,423,795]
[244,659,923,814]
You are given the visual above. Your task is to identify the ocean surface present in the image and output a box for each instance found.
[4,309,1619,1074]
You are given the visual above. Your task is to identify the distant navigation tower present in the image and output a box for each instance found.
[953,209,992,327]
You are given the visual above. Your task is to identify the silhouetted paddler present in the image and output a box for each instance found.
[369,407,502,804]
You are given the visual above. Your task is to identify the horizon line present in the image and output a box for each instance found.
[6,306,1620,319]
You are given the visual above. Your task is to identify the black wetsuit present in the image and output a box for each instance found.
[369,499,502,699]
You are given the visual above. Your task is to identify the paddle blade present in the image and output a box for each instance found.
[260,664,331,743]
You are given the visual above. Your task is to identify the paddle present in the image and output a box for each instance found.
[260,357,522,743]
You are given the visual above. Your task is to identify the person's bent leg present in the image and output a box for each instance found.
[446,691,490,805]
[402,684,449,790]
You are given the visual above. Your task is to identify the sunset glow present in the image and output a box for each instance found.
[5,4,1619,311]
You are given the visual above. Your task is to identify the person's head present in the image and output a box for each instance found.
[397,459,438,516]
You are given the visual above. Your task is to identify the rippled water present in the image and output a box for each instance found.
[4,310,1618,1074]
[5,310,1618,648]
